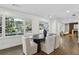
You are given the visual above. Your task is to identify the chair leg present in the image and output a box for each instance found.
[23,52,25,55]
[37,42,41,53]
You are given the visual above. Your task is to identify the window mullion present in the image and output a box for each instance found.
[2,15,5,38]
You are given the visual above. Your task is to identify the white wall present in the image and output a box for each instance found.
[64,24,69,33]
[49,19,62,34]
[49,20,57,33]
[32,16,39,35]
[0,35,23,50]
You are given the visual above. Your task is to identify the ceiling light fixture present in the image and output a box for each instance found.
[49,16,52,18]
[66,10,70,13]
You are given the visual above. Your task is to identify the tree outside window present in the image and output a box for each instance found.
[5,17,24,36]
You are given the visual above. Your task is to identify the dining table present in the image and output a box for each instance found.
[33,34,45,53]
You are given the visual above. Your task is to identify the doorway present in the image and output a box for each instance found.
[69,22,78,37]
[63,22,78,37]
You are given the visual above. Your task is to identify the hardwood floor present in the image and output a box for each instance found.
[0,45,23,55]
[0,34,79,55]
[35,35,79,55]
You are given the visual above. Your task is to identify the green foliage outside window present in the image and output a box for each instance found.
[25,20,32,32]
[5,17,16,33]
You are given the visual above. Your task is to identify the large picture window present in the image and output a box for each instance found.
[39,21,49,33]
[5,17,24,36]
[0,17,2,37]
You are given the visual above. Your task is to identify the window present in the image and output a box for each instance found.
[39,21,49,33]
[25,20,32,33]
[14,18,24,35]
[39,21,49,31]
[39,23,44,30]
[5,17,24,36]
[0,17,2,37]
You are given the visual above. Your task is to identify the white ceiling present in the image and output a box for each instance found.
[0,4,79,19]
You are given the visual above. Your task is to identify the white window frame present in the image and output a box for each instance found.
[2,15,25,37]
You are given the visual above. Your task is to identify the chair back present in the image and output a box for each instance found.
[22,36,31,54]
[45,34,56,53]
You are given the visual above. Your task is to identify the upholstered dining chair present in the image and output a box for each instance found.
[22,36,37,55]
[41,34,56,54]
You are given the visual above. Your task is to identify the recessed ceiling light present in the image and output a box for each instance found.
[66,10,70,13]
[49,16,52,18]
